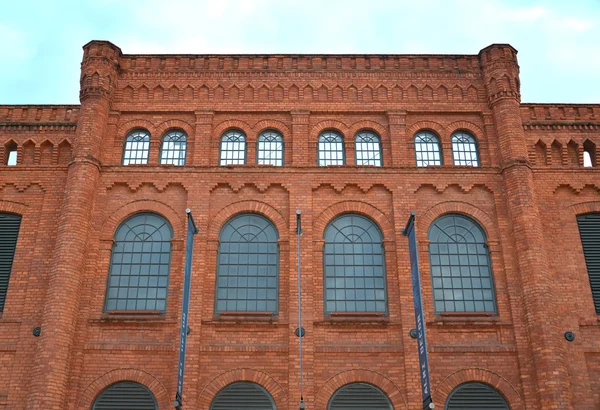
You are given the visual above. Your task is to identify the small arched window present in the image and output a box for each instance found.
[428,214,496,314]
[4,141,17,166]
[414,131,442,167]
[122,130,150,165]
[318,131,345,166]
[257,130,284,166]
[160,130,187,166]
[445,382,509,410]
[451,131,479,166]
[324,214,387,314]
[210,382,276,410]
[328,383,392,410]
[583,140,596,167]
[216,214,279,313]
[92,382,158,410]
[104,213,173,312]
[220,130,246,165]
[0,213,22,312]
[355,131,382,166]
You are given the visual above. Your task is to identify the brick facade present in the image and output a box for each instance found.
[0,40,599,409]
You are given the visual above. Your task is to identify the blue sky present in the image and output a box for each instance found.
[1,0,599,105]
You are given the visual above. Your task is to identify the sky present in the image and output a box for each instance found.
[1,0,599,105]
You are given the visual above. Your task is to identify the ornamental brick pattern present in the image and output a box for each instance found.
[0,40,599,409]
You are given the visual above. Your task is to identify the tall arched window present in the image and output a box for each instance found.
[123,130,150,165]
[0,213,21,312]
[220,130,246,165]
[414,131,442,167]
[323,214,387,314]
[445,382,509,410]
[451,131,479,166]
[257,130,284,166]
[318,131,345,166]
[577,213,600,314]
[211,382,276,410]
[216,214,279,313]
[160,130,187,166]
[355,131,382,166]
[92,382,157,410]
[428,214,496,314]
[104,213,173,312]
[328,383,392,410]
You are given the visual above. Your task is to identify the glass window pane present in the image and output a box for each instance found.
[355,131,382,166]
[318,131,345,166]
[220,130,247,165]
[160,130,187,166]
[257,130,284,166]
[451,132,479,166]
[122,130,150,165]
[414,131,442,167]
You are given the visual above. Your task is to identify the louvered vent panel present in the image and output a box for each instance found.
[0,213,21,312]
[446,383,509,410]
[329,383,393,410]
[577,213,600,314]
[211,382,276,410]
[92,382,157,410]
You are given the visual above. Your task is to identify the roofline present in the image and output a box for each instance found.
[120,52,481,59]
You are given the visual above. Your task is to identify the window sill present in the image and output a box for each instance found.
[428,312,510,327]
[213,311,278,322]
[96,310,167,322]
[317,312,389,325]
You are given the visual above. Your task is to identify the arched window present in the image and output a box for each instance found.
[210,382,276,410]
[104,213,173,312]
[355,131,382,166]
[583,140,596,167]
[328,383,392,410]
[4,141,17,166]
[160,130,187,166]
[414,131,442,167]
[216,214,279,313]
[220,130,246,165]
[257,130,284,166]
[451,131,479,166]
[576,213,600,314]
[0,213,21,312]
[445,382,509,410]
[324,214,387,314]
[428,214,496,314]
[92,381,157,410]
[318,131,345,166]
[122,130,150,165]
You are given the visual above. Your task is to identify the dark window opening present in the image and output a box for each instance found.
[211,382,276,410]
[4,141,17,166]
[583,140,596,167]
[92,381,157,410]
[577,213,600,314]
[0,213,22,312]
[328,383,392,410]
[445,382,509,410]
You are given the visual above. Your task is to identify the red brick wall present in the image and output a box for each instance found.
[0,41,599,409]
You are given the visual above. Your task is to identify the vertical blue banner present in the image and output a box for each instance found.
[175,209,198,408]
[403,212,434,409]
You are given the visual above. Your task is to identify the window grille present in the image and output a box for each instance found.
[445,382,509,410]
[318,131,345,166]
[328,383,392,410]
[323,214,387,314]
[92,382,157,410]
[0,213,21,312]
[123,130,150,165]
[257,130,283,166]
[428,214,497,314]
[451,132,479,166]
[355,131,382,166]
[415,131,442,167]
[577,213,600,314]
[211,382,276,410]
[160,130,187,166]
[104,213,173,312]
[220,130,246,165]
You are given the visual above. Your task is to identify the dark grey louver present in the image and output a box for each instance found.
[92,382,157,410]
[445,382,509,410]
[328,383,393,410]
[577,213,600,314]
[210,382,276,410]
[0,213,21,312]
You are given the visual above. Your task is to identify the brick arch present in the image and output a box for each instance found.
[407,120,446,140]
[253,119,291,137]
[207,200,289,241]
[434,368,524,410]
[570,201,600,215]
[420,201,499,242]
[314,201,394,242]
[447,120,484,141]
[348,120,387,138]
[0,200,28,215]
[77,368,170,409]
[198,368,287,409]
[100,199,185,241]
[315,369,407,409]
[117,119,156,141]
[155,119,195,138]
[39,138,57,146]
[310,120,350,140]
[213,119,253,139]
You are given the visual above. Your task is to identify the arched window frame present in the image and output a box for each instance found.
[159,129,187,166]
[104,212,173,313]
[445,382,510,410]
[451,131,480,166]
[256,129,284,166]
[122,129,151,165]
[328,383,393,410]
[0,212,22,313]
[210,382,276,410]
[215,213,280,314]
[318,130,345,166]
[323,214,388,315]
[220,130,247,166]
[354,130,383,166]
[92,381,158,410]
[414,130,442,167]
[428,213,497,314]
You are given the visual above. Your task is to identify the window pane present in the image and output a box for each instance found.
[451,132,479,166]
[220,130,247,165]
[122,130,150,165]
[160,130,187,166]
[414,131,442,167]
[257,130,284,166]
[318,131,344,166]
[355,131,382,166]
